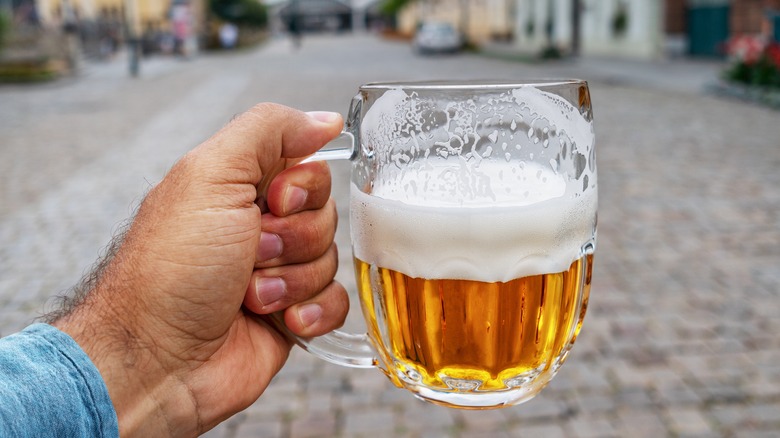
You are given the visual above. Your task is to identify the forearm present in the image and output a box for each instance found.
[54,289,200,438]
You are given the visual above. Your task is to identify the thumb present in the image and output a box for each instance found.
[193,103,344,187]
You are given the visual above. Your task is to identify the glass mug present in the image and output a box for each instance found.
[274,80,597,409]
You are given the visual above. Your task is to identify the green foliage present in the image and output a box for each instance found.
[0,11,9,52]
[381,0,411,16]
[724,58,780,89]
[0,58,59,83]
[210,0,268,28]
[539,45,562,60]
[611,2,628,38]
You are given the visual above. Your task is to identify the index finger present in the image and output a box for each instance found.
[264,161,332,217]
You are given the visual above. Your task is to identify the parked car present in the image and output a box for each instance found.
[413,22,463,54]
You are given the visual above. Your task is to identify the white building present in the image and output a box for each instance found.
[512,0,665,59]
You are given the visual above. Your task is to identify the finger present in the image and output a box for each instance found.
[255,199,337,267]
[182,105,342,193]
[235,105,343,163]
[283,281,349,338]
[264,161,332,217]
[245,243,339,314]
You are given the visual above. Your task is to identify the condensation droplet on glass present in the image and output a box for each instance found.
[501,142,508,151]
[488,130,499,143]
[543,139,549,147]
[510,119,517,130]
[533,137,540,144]
[505,152,511,161]
[482,146,493,158]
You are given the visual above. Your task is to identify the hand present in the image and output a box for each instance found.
[53,104,349,437]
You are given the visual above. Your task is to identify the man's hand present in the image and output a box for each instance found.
[53,104,348,437]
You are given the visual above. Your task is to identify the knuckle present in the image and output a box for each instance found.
[325,199,338,232]
[284,246,338,300]
[300,210,336,256]
[331,284,350,327]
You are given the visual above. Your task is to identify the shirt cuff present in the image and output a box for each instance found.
[0,323,119,437]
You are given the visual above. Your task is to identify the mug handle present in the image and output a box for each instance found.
[267,94,379,368]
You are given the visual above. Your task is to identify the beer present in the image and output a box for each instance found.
[354,254,592,392]
[349,160,597,397]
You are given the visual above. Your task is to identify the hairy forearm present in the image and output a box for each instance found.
[54,278,201,437]
[48,218,201,437]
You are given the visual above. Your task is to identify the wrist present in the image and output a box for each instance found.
[55,295,200,437]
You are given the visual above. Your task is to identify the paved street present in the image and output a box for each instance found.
[1,34,779,437]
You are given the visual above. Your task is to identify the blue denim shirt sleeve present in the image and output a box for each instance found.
[0,323,119,437]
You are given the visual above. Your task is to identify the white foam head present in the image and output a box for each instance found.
[351,161,596,283]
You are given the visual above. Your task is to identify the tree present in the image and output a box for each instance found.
[381,0,413,16]
[0,10,9,53]
[210,0,268,28]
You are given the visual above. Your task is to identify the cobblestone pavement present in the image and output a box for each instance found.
[2,34,779,437]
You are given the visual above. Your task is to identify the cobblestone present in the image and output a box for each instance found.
[2,34,780,436]
[341,408,396,437]
[289,413,338,438]
[510,423,567,438]
[665,407,716,437]
[565,415,618,438]
[614,407,667,438]
[398,404,457,433]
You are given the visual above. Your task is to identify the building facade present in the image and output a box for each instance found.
[23,0,206,57]
[395,0,514,44]
[31,0,205,39]
[395,0,780,59]
[510,0,664,59]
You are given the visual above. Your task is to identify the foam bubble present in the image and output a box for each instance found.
[511,87,592,156]
[372,159,566,207]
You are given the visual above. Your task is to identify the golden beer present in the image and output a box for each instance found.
[355,254,593,394]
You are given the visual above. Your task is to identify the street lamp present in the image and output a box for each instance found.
[571,0,580,57]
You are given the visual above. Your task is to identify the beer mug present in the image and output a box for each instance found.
[277,80,597,409]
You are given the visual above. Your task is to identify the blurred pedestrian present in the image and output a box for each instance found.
[171,2,195,57]
[0,105,347,437]
[61,1,81,73]
[219,22,239,49]
[289,13,303,49]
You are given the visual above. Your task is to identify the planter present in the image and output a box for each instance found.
[707,79,780,109]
